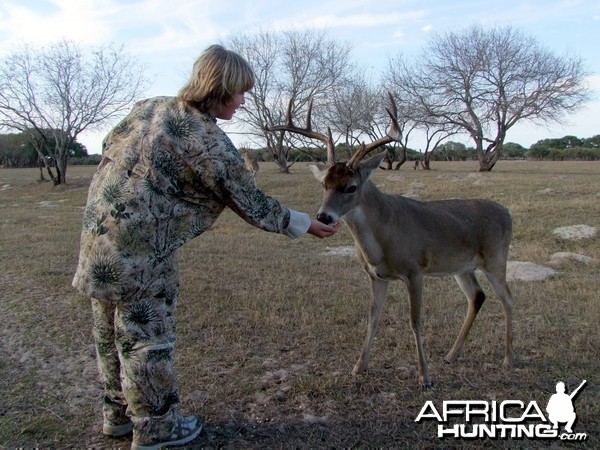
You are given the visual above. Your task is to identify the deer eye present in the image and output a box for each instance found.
[344,185,357,194]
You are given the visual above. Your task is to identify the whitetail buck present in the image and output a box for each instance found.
[271,94,514,388]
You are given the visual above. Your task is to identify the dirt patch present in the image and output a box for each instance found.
[0,270,101,445]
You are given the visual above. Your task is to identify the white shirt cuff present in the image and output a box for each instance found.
[282,209,311,238]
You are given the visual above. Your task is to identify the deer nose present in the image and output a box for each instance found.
[316,212,333,225]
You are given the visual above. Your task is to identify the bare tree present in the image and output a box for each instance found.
[0,40,149,184]
[227,30,283,158]
[318,74,419,169]
[387,26,590,171]
[227,28,351,172]
[418,123,458,170]
[375,92,422,170]
[324,68,381,160]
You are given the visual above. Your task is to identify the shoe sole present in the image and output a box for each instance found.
[103,421,134,437]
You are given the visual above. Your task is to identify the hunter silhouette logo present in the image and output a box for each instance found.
[415,380,588,441]
[546,380,586,433]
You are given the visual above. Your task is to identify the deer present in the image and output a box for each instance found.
[270,94,515,388]
[241,148,259,177]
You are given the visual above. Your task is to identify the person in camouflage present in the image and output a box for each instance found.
[72,44,340,450]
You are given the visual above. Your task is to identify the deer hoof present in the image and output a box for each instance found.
[444,353,457,364]
[421,381,434,390]
[352,364,366,376]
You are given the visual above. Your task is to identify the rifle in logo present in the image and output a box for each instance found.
[570,380,587,399]
[546,380,586,433]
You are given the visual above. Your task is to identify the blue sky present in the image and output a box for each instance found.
[0,0,599,153]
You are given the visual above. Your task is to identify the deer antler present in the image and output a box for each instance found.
[268,98,336,165]
[347,92,402,168]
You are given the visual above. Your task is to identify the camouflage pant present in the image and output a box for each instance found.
[91,291,180,442]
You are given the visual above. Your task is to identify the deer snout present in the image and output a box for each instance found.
[316,211,334,225]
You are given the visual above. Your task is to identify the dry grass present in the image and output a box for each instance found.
[0,160,598,449]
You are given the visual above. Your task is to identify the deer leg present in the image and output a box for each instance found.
[482,269,514,368]
[445,271,485,364]
[352,276,388,375]
[406,275,431,388]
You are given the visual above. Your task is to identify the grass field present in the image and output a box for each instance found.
[0,160,598,449]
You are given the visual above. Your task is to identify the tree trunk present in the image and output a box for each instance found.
[379,150,393,170]
[55,156,67,184]
[37,155,58,183]
[380,159,392,170]
[393,147,407,170]
[273,148,290,173]
[269,132,290,173]
[477,145,501,172]
[421,151,432,170]
[38,157,47,182]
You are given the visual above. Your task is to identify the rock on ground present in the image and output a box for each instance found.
[548,252,593,266]
[506,261,558,282]
[553,224,597,240]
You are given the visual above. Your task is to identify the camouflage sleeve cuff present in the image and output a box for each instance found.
[282,209,311,239]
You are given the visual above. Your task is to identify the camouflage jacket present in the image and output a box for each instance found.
[72,96,309,303]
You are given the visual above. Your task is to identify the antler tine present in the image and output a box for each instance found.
[347,142,369,168]
[387,91,397,123]
[285,95,295,126]
[268,97,320,138]
[347,92,402,168]
[385,91,401,140]
[267,97,336,165]
[326,126,333,150]
[306,99,314,130]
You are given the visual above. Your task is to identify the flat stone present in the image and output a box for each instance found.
[548,252,593,266]
[507,261,558,282]
[553,225,597,240]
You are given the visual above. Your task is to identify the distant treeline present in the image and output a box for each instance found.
[525,135,600,161]
[245,135,600,163]
[1,131,599,167]
[431,136,600,162]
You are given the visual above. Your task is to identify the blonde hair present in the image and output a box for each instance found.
[178,44,255,112]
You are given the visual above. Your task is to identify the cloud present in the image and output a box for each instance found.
[585,74,600,92]
[105,0,220,54]
[0,0,117,49]
[272,9,427,30]
[0,0,221,56]
[392,29,405,39]
[421,24,433,32]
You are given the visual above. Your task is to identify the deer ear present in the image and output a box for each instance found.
[308,163,327,182]
[357,151,387,177]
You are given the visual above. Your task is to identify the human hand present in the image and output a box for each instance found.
[307,219,341,238]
